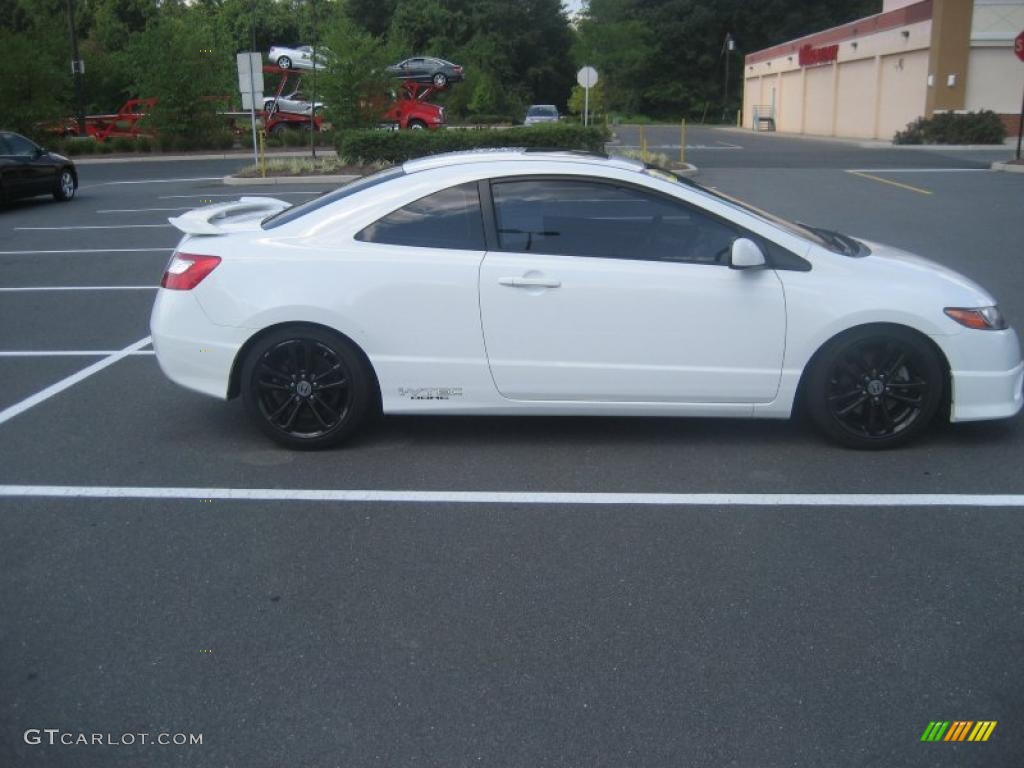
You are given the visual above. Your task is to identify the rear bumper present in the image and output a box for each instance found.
[944,328,1024,422]
[150,289,249,400]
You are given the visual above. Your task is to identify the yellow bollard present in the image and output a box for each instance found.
[680,118,686,164]
[259,130,266,178]
[736,109,742,128]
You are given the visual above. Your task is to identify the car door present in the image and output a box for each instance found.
[478,177,787,404]
[405,58,426,79]
[2,133,52,195]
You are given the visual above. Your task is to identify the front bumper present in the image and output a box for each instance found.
[943,327,1024,422]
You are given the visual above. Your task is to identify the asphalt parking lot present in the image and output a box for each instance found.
[2,132,1023,767]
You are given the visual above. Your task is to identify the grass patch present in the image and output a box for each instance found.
[235,156,388,178]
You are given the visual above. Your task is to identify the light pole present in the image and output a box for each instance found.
[722,32,735,123]
[310,0,318,159]
[65,0,86,135]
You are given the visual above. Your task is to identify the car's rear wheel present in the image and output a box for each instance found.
[432,72,448,87]
[241,326,374,450]
[407,119,427,130]
[53,169,75,202]
[270,122,290,136]
[277,56,292,69]
[806,326,944,449]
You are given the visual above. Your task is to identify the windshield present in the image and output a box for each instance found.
[645,168,859,255]
[527,106,557,117]
[261,166,405,230]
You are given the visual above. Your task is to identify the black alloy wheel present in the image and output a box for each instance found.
[807,326,943,449]
[241,327,374,449]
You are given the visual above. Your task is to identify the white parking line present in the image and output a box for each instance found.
[616,144,744,151]
[0,286,156,292]
[0,486,1021,507]
[88,177,226,187]
[97,207,193,213]
[0,350,155,357]
[0,248,172,255]
[158,192,319,199]
[14,224,173,231]
[847,168,990,173]
[0,336,152,428]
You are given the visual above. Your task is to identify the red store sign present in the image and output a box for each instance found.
[799,44,839,67]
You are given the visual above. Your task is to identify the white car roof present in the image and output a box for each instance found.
[403,149,645,175]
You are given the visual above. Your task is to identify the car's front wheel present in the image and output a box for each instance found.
[241,326,375,450]
[53,169,76,202]
[407,119,427,130]
[277,56,292,69]
[432,72,448,87]
[806,326,944,449]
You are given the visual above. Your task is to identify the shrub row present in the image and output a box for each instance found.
[894,110,1006,145]
[336,124,611,164]
[50,130,237,155]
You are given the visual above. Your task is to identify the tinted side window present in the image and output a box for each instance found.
[356,182,485,250]
[0,135,10,154]
[4,133,36,156]
[492,179,739,265]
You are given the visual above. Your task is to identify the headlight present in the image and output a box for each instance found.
[944,306,1008,331]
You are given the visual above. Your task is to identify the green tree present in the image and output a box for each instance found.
[0,29,69,138]
[318,15,396,129]
[128,13,234,146]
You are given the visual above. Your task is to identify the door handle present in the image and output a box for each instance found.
[498,277,562,289]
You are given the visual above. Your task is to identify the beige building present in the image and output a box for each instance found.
[742,0,1024,140]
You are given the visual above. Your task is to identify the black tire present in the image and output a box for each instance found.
[407,119,427,131]
[805,325,944,449]
[432,72,448,87]
[241,326,375,450]
[270,122,289,136]
[53,168,76,202]
[266,100,279,116]
[277,56,292,69]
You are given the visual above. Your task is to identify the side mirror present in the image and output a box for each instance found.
[730,237,766,270]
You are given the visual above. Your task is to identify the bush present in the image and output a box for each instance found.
[337,124,611,164]
[894,110,1006,145]
[110,137,135,153]
[63,138,97,155]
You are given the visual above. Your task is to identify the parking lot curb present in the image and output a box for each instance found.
[223,174,358,186]
[73,150,337,165]
[991,161,1024,173]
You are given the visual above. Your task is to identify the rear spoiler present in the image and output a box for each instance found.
[168,197,291,235]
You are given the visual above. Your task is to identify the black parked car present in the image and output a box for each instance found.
[385,57,465,87]
[0,131,77,205]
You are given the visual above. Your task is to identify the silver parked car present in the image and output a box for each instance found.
[263,90,324,116]
[524,104,560,125]
[267,45,327,71]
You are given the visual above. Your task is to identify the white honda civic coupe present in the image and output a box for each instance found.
[150,150,1023,450]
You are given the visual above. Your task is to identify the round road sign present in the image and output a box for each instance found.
[577,66,598,88]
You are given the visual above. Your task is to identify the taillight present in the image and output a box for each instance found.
[161,252,221,291]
